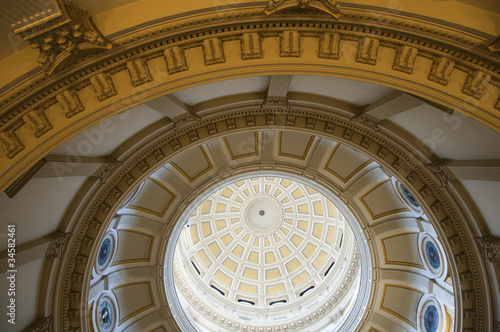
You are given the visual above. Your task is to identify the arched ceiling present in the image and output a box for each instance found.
[0,1,499,332]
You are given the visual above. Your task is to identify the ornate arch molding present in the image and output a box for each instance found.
[0,8,499,191]
[54,107,488,331]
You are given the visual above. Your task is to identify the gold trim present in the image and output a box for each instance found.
[379,283,424,328]
[323,144,371,183]
[223,132,259,160]
[148,325,167,332]
[380,232,425,269]
[170,146,214,182]
[278,132,315,160]
[111,281,156,325]
[111,229,154,266]
[127,178,177,217]
[360,179,410,220]
[369,328,382,332]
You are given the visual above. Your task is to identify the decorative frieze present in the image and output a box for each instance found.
[203,38,225,65]
[439,217,453,229]
[419,186,432,198]
[122,173,135,185]
[377,146,389,159]
[207,123,218,134]
[318,33,340,59]
[356,37,379,65]
[246,115,256,126]
[126,58,153,86]
[23,109,52,138]
[227,118,236,129]
[462,71,491,100]
[0,129,24,159]
[170,138,181,150]
[343,128,354,140]
[266,114,276,125]
[153,148,166,161]
[361,136,372,148]
[324,122,335,133]
[393,46,418,74]
[392,158,405,171]
[241,33,263,60]
[428,57,455,86]
[90,73,117,101]
[188,130,199,142]
[56,89,84,118]
[89,219,102,230]
[306,117,316,129]
[98,202,111,214]
[109,187,123,199]
[137,160,150,172]
[164,46,189,74]
[280,31,301,57]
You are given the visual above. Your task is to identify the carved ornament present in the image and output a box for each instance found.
[13,1,112,75]
[23,315,52,332]
[426,159,454,187]
[489,35,500,54]
[94,156,123,184]
[45,232,71,259]
[477,236,500,263]
[264,0,341,19]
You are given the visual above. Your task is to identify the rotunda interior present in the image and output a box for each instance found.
[0,1,499,332]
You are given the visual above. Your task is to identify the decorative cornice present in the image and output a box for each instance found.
[13,1,112,75]
[264,0,341,19]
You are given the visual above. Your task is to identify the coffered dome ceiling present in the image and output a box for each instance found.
[0,1,499,332]
[173,176,361,330]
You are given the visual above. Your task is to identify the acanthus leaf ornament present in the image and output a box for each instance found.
[12,1,112,75]
[264,0,341,19]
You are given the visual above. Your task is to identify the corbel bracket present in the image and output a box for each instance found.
[12,1,112,75]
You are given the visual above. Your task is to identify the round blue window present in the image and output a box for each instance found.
[426,241,441,269]
[99,300,113,329]
[424,305,439,332]
[400,184,419,208]
[98,238,111,267]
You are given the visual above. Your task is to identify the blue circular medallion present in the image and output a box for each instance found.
[99,300,112,329]
[400,184,419,207]
[426,241,441,269]
[98,238,111,267]
[424,305,439,332]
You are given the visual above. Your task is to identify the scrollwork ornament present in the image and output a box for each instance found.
[477,236,500,263]
[14,2,112,75]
